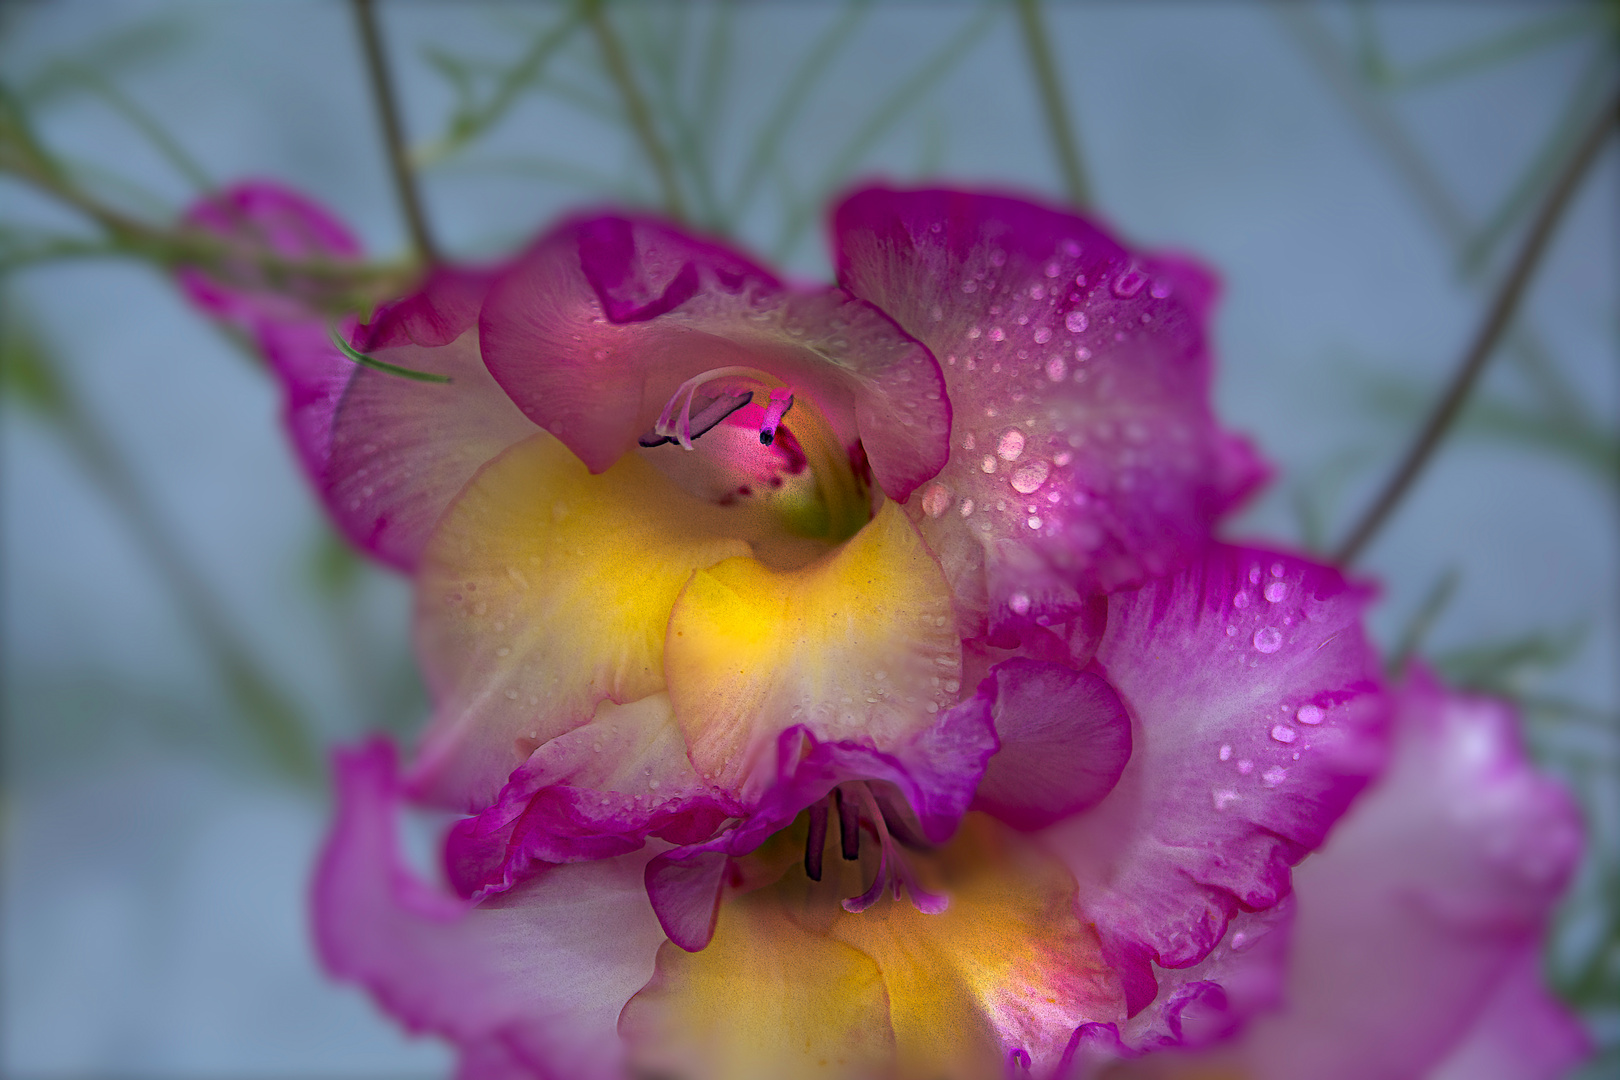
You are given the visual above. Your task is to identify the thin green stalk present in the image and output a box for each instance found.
[1332,89,1618,565]
[1273,1,1597,437]
[773,2,995,262]
[732,0,872,223]
[353,0,440,264]
[418,3,586,167]
[1013,0,1092,207]
[330,327,452,384]
[2,315,320,781]
[586,0,688,220]
[74,65,212,192]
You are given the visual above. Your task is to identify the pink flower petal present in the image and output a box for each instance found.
[1041,546,1389,1011]
[178,180,361,331]
[971,658,1131,832]
[443,694,736,900]
[313,739,665,1080]
[834,187,1269,633]
[479,215,949,503]
[354,265,502,352]
[1428,948,1592,1080]
[1209,671,1587,1080]
[323,325,537,572]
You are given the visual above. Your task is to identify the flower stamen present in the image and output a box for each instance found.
[643,366,776,450]
[839,782,949,916]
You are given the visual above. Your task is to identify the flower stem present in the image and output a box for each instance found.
[352,0,440,264]
[1013,0,1092,208]
[1332,88,1618,566]
[586,0,688,221]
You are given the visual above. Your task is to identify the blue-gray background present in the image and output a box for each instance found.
[2,2,1615,1075]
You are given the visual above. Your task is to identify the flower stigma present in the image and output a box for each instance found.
[635,367,871,555]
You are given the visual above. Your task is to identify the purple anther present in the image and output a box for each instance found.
[835,786,861,861]
[804,797,830,882]
[758,388,794,446]
[640,389,752,448]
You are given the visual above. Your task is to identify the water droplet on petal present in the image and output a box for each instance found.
[1065,310,1089,334]
[997,428,1026,460]
[1262,765,1288,786]
[981,455,997,474]
[1296,704,1325,726]
[1233,591,1250,609]
[1045,356,1067,381]
[1212,789,1239,811]
[1219,744,1232,761]
[1112,268,1147,297]
[1264,581,1288,603]
[1270,562,1285,578]
[1009,592,1031,616]
[921,483,952,518]
[1033,327,1053,344]
[1270,724,1297,744]
[1253,627,1283,653]
[1009,460,1050,494]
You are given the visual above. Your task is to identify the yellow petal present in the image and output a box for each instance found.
[829,815,1127,1080]
[619,886,897,1080]
[411,432,751,808]
[665,499,962,800]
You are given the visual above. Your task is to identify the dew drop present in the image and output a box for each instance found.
[1233,591,1250,609]
[1045,356,1068,381]
[1112,268,1147,298]
[981,455,997,474]
[997,429,1027,460]
[1219,744,1232,761]
[1009,592,1032,616]
[1033,326,1053,344]
[1296,704,1324,726]
[1065,310,1089,334]
[921,483,953,518]
[1027,515,1042,529]
[1009,460,1051,494]
[988,326,1005,342]
[958,498,975,516]
[1212,789,1239,811]
[1252,627,1283,653]
[1270,562,1285,578]
[1270,724,1298,744]
[1262,765,1288,787]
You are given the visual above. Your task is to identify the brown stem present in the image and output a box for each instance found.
[1332,88,1619,565]
[353,0,440,263]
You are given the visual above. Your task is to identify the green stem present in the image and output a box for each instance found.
[353,0,441,263]
[4,316,321,781]
[586,0,688,220]
[1332,89,1618,565]
[1013,0,1092,208]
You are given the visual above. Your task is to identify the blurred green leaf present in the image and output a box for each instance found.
[415,2,586,168]
[730,0,873,228]
[0,301,68,417]
[1433,622,1589,697]
[1352,3,1605,92]
[773,1,997,262]
[1363,375,1620,489]
[17,14,193,106]
[1389,566,1461,678]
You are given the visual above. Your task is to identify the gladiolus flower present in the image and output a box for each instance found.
[184,183,1400,1077]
